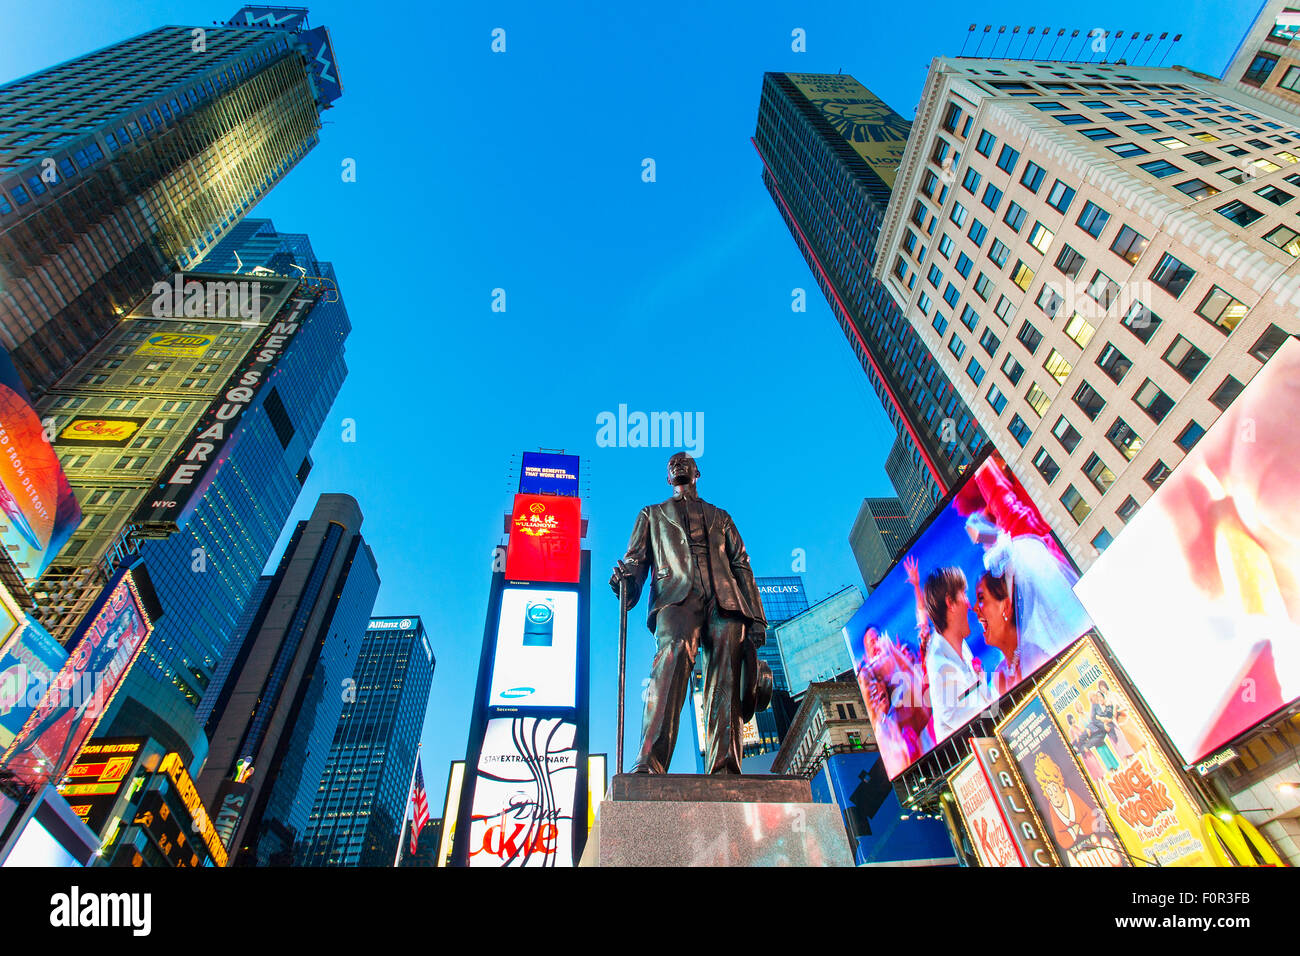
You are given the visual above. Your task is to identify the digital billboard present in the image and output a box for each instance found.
[998,696,1128,867]
[1038,638,1212,866]
[1074,337,1300,765]
[0,348,81,584]
[489,588,579,708]
[58,738,146,835]
[467,716,578,867]
[504,493,581,584]
[519,452,580,497]
[0,566,154,787]
[843,451,1092,778]
[951,758,1022,867]
[0,615,68,752]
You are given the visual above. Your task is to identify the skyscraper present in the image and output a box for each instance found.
[95,221,349,749]
[0,7,341,396]
[755,73,989,504]
[848,497,913,592]
[197,493,379,866]
[299,616,435,867]
[873,51,1300,570]
[885,432,938,526]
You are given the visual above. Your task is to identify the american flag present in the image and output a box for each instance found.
[409,757,430,854]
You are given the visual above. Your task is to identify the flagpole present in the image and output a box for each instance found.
[394,743,422,868]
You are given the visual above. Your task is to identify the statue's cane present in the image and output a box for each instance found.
[617,575,628,776]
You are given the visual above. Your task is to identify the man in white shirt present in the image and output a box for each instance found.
[921,566,995,741]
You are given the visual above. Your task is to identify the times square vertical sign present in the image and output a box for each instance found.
[450,453,590,867]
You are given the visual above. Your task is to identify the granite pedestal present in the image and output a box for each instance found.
[579,774,854,867]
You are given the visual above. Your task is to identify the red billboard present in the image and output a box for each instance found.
[504,494,581,584]
[0,565,154,787]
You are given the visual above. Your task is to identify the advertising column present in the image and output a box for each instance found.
[450,452,590,867]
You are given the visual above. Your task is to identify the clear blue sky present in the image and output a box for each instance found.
[2,0,1258,810]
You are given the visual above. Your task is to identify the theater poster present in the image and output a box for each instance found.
[1039,637,1212,867]
[998,695,1128,867]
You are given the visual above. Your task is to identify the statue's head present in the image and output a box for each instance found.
[666,452,700,487]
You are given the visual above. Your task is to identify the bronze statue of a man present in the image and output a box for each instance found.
[610,452,770,774]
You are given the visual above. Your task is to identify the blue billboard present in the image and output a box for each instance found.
[812,751,958,866]
[518,452,580,497]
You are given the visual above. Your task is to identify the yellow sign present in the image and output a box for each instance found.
[437,761,465,868]
[1040,638,1213,866]
[158,752,228,867]
[786,73,911,189]
[134,332,214,358]
[58,418,142,445]
[1201,813,1286,867]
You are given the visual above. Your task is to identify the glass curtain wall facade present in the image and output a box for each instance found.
[299,618,435,867]
[0,13,340,396]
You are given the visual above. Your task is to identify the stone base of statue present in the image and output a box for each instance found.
[578,773,855,867]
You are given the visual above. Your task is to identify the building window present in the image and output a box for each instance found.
[1025,381,1052,417]
[950,202,968,227]
[1001,354,1024,385]
[1046,180,1076,212]
[960,304,980,330]
[1003,201,1027,232]
[1043,348,1073,384]
[1162,334,1209,382]
[962,167,982,194]
[1249,324,1291,362]
[948,334,967,360]
[1175,178,1220,199]
[973,273,992,300]
[1021,161,1046,192]
[1149,252,1195,298]
[1265,224,1300,256]
[1095,343,1131,384]
[976,130,997,156]
[969,219,988,246]
[956,252,974,278]
[1033,447,1060,483]
[1053,415,1082,454]
[1064,313,1097,349]
[1083,452,1116,495]
[1036,284,1064,318]
[1061,485,1091,524]
[1119,300,1162,343]
[1054,243,1086,278]
[1028,221,1054,254]
[996,144,1020,173]
[966,357,986,385]
[1216,200,1263,227]
[1008,414,1032,447]
[1109,225,1149,264]
[979,327,1001,356]
[1017,320,1043,354]
[1243,53,1278,86]
[1134,378,1175,422]
[1108,142,1149,158]
[1108,417,1144,460]
[988,239,1010,268]
[1209,375,1244,410]
[1145,460,1171,488]
[986,383,1008,414]
[994,294,1014,324]
[1010,260,1035,290]
[982,184,1004,211]
[1176,420,1206,452]
[1092,528,1115,552]
[1076,201,1111,238]
[1116,495,1139,524]
[1138,159,1182,178]
[1255,183,1293,206]
[1194,286,1246,333]
[1072,380,1106,420]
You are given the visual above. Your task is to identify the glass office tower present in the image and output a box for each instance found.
[197,493,379,866]
[755,72,987,504]
[94,221,348,760]
[0,7,341,396]
[848,497,913,593]
[299,617,435,867]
